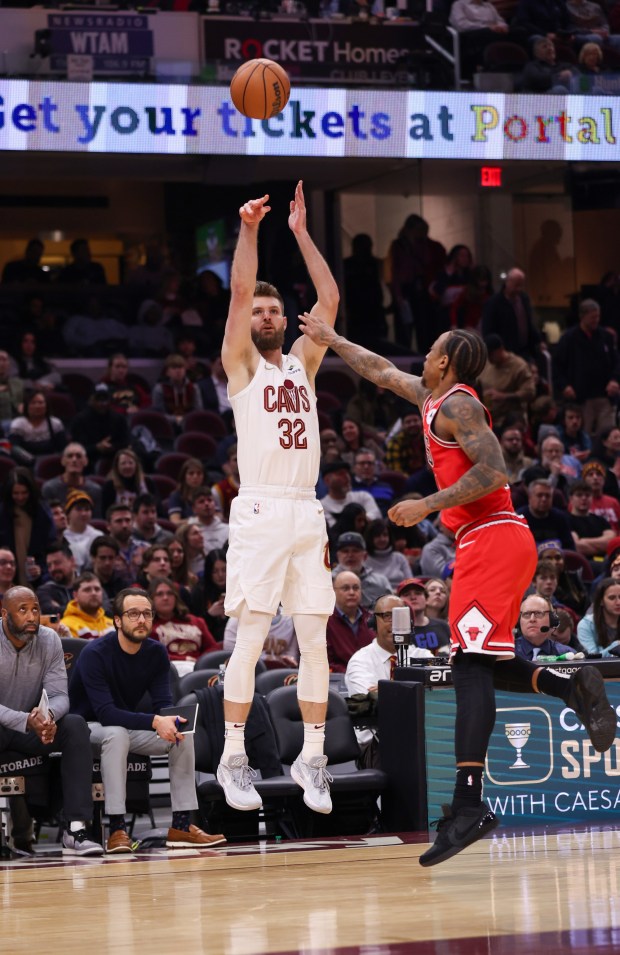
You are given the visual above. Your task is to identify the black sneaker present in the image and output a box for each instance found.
[566,666,617,753]
[419,802,499,868]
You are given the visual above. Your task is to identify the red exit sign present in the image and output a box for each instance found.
[480,166,502,187]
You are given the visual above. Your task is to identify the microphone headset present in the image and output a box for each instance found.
[519,596,560,634]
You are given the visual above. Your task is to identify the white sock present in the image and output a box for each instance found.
[301,722,325,761]
[223,722,246,761]
[69,821,86,833]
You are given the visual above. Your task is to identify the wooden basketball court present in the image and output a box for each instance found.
[3,825,619,954]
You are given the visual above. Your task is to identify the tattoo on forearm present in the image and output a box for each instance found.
[330,335,427,406]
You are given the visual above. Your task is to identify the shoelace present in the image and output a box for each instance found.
[309,762,333,793]
[229,758,258,792]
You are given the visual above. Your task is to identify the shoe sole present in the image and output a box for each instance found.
[166,836,227,848]
[419,815,499,868]
[105,845,134,854]
[216,771,262,812]
[62,848,104,857]
[573,667,617,753]
[290,763,333,815]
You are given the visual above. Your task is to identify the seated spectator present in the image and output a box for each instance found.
[521,432,581,496]
[499,424,534,484]
[68,587,225,852]
[0,549,16,608]
[63,490,103,574]
[212,445,240,522]
[363,519,411,588]
[148,577,219,673]
[320,460,382,528]
[128,300,175,357]
[0,585,103,856]
[12,330,60,392]
[8,389,66,461]
[194,272,230,352]
[589,426,620,498]
[517,479,575,551]
[449,2,510,60]
[514,2,570,41]
[326,570,376,673]
[419,521,457,580]
[58,239,106,285]
[198,354,232,420]
[0,349,24,426]
[168,458,206,525]
[566,0,620,51]
[344,379,402,442]
[136,544,172,590]
[351,448,394,517]
[60,573,115,641]
[424,577,450,621]
[101,353,150,414]
[518,37,574,94]
[554,607,587,654]
[167,537,198,592]
[176,332,209,383]
[478,335,536,430]
[187,486,229,552]
[90,535,127,609]
[189,547,227,643]
[106,503,138,580]
[577,577,620,657]
[515,593,573,661]
[70,385,130,469]
[384,407,426,477]
[224,606,298,670]
[396,578,451,653]
[174,522,205,578]
[49,499,68,539]
[320,428,345,471]
[332,532,392,609]
[0,468,56,585]
[328,503,369,561]
[1,239,48,286]
[572,41,605,93]
[537,542,590,616]
[557,403,592,464]
[37,542,77,616]
[339,417,383,469]
[152,354,203,427]
[582,459,620,533]
[568,480,614,558]
[131,493,172,548]
[101,448,159,515]
[62,296,127,356]
[42,443,103,518]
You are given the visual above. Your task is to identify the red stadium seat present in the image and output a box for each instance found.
[182,410,228,439]
[174,431,217,460]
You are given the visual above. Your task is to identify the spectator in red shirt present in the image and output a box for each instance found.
[326,570,375,673]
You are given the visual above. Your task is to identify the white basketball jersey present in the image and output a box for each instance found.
[229,354,320,488]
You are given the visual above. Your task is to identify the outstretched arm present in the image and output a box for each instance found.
[388,392,508,526]
[221,194,271,380]
[288,181,339,376]
[299,310,429,407]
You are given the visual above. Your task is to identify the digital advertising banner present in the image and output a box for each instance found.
[1,80,620,161]
[425,683,620,825]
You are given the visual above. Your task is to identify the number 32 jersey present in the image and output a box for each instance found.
[229,354,320,489]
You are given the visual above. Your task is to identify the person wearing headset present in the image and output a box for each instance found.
[515,593,573,661]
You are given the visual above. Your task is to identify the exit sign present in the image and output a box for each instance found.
[480,166,502,187]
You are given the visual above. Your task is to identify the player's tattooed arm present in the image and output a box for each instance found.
[299,313,429,407]
[424,392,508,510]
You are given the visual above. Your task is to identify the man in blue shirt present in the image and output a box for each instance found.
[69,588,225,854]
[515,593,575,661]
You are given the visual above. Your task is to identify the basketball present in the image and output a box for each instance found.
[230,58,291,120]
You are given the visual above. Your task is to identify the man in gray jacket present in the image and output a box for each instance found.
[0,586,103,856]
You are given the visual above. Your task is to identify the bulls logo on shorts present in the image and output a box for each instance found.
[454,602,495,650]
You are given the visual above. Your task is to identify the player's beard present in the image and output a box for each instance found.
[252,326,285,352]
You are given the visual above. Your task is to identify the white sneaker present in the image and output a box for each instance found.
[62,828,104,856]
[216,754,263,811]
[291,754,333,814]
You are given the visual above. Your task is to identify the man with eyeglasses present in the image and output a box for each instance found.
[326,570,376,673]
[41,443,102,518]
[69,588,225,853]
[515,594,573,662]
[351,449,394,516]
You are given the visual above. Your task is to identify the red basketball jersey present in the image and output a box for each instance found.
[422,383,514,534]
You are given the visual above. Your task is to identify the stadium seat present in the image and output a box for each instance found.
[155,452,190,480]
[177,669,221,696]
[174,431,217,460]
[195,650,266,675]
[377,469,407,499]
[148,473,177,500]
[562,550,594,582]
[316,371,357,403]
[46,391,76,420]
[316,391,343,413]
[129,410,175,447]
[61,373,94,406]
[34,454,64,481]
[255,668,299,695]
[182,410,228,439]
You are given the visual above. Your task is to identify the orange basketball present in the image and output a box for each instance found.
[230,58,291,120]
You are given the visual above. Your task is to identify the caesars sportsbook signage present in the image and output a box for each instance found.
[425,684,620,824]
[1,81,620,160]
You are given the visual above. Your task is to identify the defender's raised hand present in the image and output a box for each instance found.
[239,194,271,226]
[299,310,338,348]
[288,180,307,235]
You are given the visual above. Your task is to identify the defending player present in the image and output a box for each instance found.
[217,183,338,814]
[299,319,617,864]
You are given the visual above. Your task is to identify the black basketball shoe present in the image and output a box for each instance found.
[566,666,617,753]
[419,802,499,868]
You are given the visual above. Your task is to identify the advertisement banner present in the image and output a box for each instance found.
[203,17,418,85]
[1,80,620,161]
[425,684,620,824]
[47,13,154,75]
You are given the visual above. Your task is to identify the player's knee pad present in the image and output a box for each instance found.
[452,651,497,764]
[293,613,329,704]
[224,606,272,703]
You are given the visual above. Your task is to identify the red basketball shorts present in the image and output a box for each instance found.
[449,513,538,660]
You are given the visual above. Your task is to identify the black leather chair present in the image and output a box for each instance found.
[178,669,221,697]
[266,687,387,837]
[60,638,90,686]
[254,668,299,695]
[195,650,267,675]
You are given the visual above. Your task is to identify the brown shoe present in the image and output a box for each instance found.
[106,829,134,854]
[166,825,226,848]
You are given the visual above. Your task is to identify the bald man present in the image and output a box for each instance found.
[0,586,102,855]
